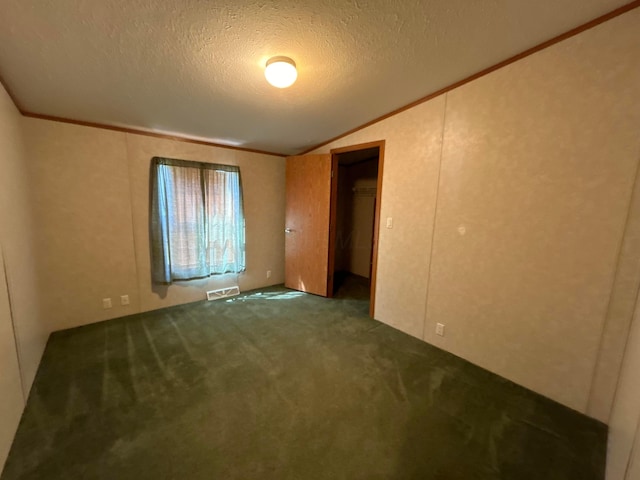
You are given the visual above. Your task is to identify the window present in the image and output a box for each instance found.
[150,157,245,283]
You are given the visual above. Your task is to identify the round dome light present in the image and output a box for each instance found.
[265,56,297,88]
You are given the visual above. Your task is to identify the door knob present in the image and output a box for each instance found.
[285,228,295,233]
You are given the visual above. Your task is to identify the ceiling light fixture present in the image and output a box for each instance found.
[265,56,297,88]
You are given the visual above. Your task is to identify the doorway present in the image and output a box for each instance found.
[328,141,384,317]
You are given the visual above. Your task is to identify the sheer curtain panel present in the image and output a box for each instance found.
[150,157,245,284]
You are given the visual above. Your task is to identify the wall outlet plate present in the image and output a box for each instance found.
[436,323,445,336]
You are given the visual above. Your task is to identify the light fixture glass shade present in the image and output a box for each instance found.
[265,56,297,88]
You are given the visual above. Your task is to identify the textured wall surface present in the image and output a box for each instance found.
[22,118,285,331]
[312,8,640,417]
[0,254,22,476]
[0,0,633,153]
[0,83,47,472]
[24,120,140,331]
[426,9,640,414]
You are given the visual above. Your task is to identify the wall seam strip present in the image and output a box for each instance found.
[1,246,26,404]
[123,133,142,315]
[421,93,448,341]
[623,409,640,479]
[605,278,640,427]
[587,146,640,419]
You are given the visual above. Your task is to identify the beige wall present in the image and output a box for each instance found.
[0,84,48,471]
[627,442,640,480]
[22,118,286,331]
[312,9,640,418]
[590,162,640,422]
[0,253,22,475]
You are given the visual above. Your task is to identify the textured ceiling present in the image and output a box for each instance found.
[0,0,633,154]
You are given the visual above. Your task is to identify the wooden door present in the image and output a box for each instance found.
[285,154,332,296]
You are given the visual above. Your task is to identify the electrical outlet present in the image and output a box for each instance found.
[386,217,393,229]
[266,270,272,279]
[436,323,445,337]
[120,295,130,306]
[102,298,112,309]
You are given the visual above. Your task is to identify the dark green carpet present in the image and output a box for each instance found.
[1,277,606,479]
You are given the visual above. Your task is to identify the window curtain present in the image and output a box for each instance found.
[150,157,246,284]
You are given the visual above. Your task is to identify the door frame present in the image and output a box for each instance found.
[328,140,385,317]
